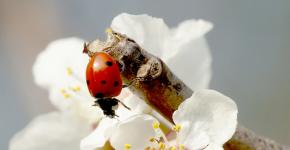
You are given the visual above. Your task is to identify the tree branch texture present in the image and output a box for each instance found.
[86,30,289,150]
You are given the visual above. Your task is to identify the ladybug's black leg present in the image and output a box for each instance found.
[122,84,129,88]
[112,98,131,110]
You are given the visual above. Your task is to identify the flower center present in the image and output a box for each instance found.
[146,122,185,150]
[124,143,132,150]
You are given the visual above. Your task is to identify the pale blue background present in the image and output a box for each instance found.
[1,0,290,149]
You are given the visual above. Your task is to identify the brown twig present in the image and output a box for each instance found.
[86,30,289,150]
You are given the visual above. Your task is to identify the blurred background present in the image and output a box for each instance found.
[1,0,290,149]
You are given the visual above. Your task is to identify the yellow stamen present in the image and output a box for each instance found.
[63,93,71,99]
[145,147,151,150]
[60,88,66,94]
[173,124,181,132]
[149,137,156,143]
[158,142,166,150]
[152,121,160,129]
[106,28,113,34]
[66,67,73,76]
[60,88,71,99]
[179,144,185,150]
[124,144,131,150]
[70,86,81,92]
[145,147,155,150]
[169,146,176,150]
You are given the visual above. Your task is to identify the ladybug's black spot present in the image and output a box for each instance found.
[86,80,90,85]
[114,80,119,87]
[106,61,113,67]
[95,92,104,98]
[101,80,107,84]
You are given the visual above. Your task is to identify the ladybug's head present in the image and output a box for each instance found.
[103,110,118,118]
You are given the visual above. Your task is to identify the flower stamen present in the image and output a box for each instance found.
[149,137,156,143]
[158,142,166,150]
[152,121,160,129]
[124,144,131,150]
[173,124,181,132]
[60,88,71,99]
[70,86,81,92]
[66,67,73,76]
[179,144,185,150]
[66,67,86,85]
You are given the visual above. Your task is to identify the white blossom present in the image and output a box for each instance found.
[10,13,237,150]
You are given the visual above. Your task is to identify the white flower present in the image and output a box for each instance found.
[10,112,91,150]
[111,13,213,90]
[9,13,234,150]
[81,90,237,150]
[81,14,237,150]
[10,38,99,150]
[81,114,158,150]
[32,37,103,124]
[172,90,238,150]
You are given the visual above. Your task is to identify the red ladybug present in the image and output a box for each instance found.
[84,44,130,118]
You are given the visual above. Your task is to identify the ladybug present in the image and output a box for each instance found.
[84,43,130,118]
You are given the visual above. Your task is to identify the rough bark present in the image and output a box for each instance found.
[86,30,289,150]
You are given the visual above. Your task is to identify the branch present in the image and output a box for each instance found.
[86,30,289,150]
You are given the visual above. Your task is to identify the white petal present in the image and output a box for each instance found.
[80,118,117,150]
[111,13,169,57]
[33,37,89,89]
[172,90,238,149]
[109,115,157,149]
[178,121,210,149]
[204,144,223,150]
[120,89,152,114]
[163,20,213,90]
[10,112,91,150]
[163,20,213,61]
[49,85,103,124]
[111,13,213,90]
[32,38,103,122]
[112,88,152,121]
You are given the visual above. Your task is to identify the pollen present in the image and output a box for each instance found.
[173,124,181,132]
[60,88,66,94]
[60,88,71,99]
[152,121,160,129]
[63,93,71,99]
[179,144,185,150]
[66,67,73,76]
[105,28,113,34]
[149,137,155,143]
[158,142,166,150]
[70,86,81,92]
[124,144,131,150]
[169,146,177,150]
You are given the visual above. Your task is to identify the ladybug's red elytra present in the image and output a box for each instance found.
[84,43,130,118]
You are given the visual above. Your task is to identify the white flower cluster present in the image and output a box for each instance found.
[10,13,238,150]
